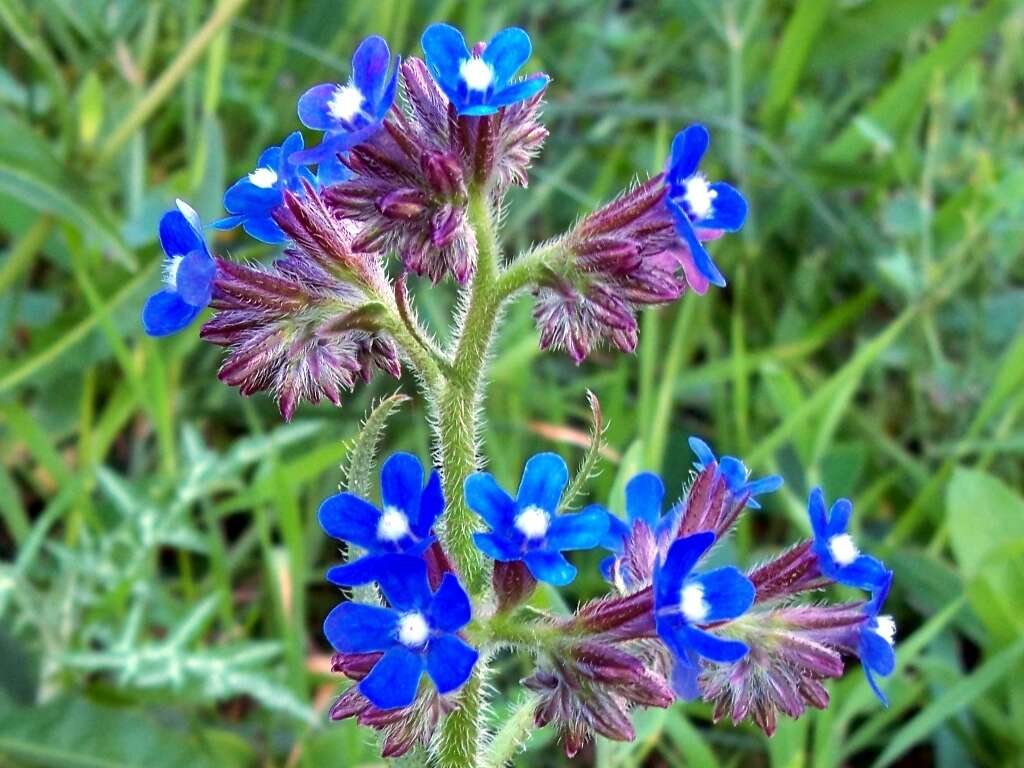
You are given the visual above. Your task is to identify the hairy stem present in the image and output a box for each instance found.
[435,190,503,593]
[434,189,503,768]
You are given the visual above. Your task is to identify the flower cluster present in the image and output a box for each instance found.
[138,19,896,764]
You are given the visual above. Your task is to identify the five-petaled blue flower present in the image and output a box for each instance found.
[689,436,783,509]
[214,132,317,244]
[293,35,399,166]
[858,569,896,706]
[665,125,747,290]
[319,453,444,585]
[807,487,887,590]
[654,531,755,699]
[466,453,608,586]
[324,554,478,710]
[598,472,675,585]
[421,24,549,116]
[141,200,216,337]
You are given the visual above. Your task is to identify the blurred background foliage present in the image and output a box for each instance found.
[0,0,1022,765]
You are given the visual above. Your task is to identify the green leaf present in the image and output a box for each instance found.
[872,637,1024,767]
[0,694,219,768]
[760,0,832,128]
[947,468,1024,579]
[78,70,104,146]
[823,0,1009,163]
[344,391,411,500]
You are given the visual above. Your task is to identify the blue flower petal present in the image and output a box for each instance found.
[318,492,383,550]
[159,206,205,258]
[688,436,716,470]
[256,144,282,172]
[421,23,470,96]
[826,497,853,537]
[862,630,896,677]
[381,452,424,518]
[489,74,549,109]
[718,457,749,493]
[473,531,522,561]
[703,183,747,232]
[681,625,749,663]
[482,27,532,85]
[838,554,888,590]
[523,549,576,586]
[212,214,245,230]
[428,573,472,633]
[745,474,784,497]
[297,83,341,131]
[374,554,433,612]
[412,470,444,539]
[324,602,398,653]
[655,532,715,609]
[141,290,201,337]
[807,488,829,539]
[353,35,392,106]
[668,125,710,183]
[694,566,755,623]
[359,646,425,710]
[626,472,665,529]
[670,657,701,700]
[426,634,478,695]
[241,216,287,245]
[516,452,568,512]
[546,505,608,551]
[279,131,305,167]
[374,60,400,120]
[868,571,894,615]
[599,554,616,581]
[465,472,516,531]
[223,177,280,216]
[458,103,500,117]
[864,665,890,707]
[667,199,726,288]
[326,554,392,587]
[600,511,631,552]
[316,153,352,187]
[175,250,216,307]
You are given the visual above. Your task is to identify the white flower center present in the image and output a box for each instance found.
[248,166,278,188]
[514,505,550,540]
[828,533,860,567]
[397,612,429,648]
[683,174,717,220]
[163,255,184,289]
[874,615,896,645]
[681,582,709,623]
[460,57,494,91]
[377,506,411,542]
[328,83,365,122]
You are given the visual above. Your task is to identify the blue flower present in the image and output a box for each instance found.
[319,453,444,585]
[653,531,754,699]
[466,453,608,586]
[421,24,549,116]
[141,200,216,337]
[324,554,478,709]
[315,152,353,188]
[293,35,399,166]
[858,570,896,706]
[598,472,674,582]
[213,132,317,244]
[688,436,783,509]
[807,488,887,590]
[664,125,747,289]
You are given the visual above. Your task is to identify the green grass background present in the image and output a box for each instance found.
[1,0,1022,765]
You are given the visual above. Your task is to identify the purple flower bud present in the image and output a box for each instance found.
[492,559,537,613]
[748,540,827,602]
[421,151,466,199]
[377,188,429,219]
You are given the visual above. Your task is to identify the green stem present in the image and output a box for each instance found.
[435,190,503,592]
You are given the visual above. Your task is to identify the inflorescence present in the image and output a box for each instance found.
[142,22,896,761]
